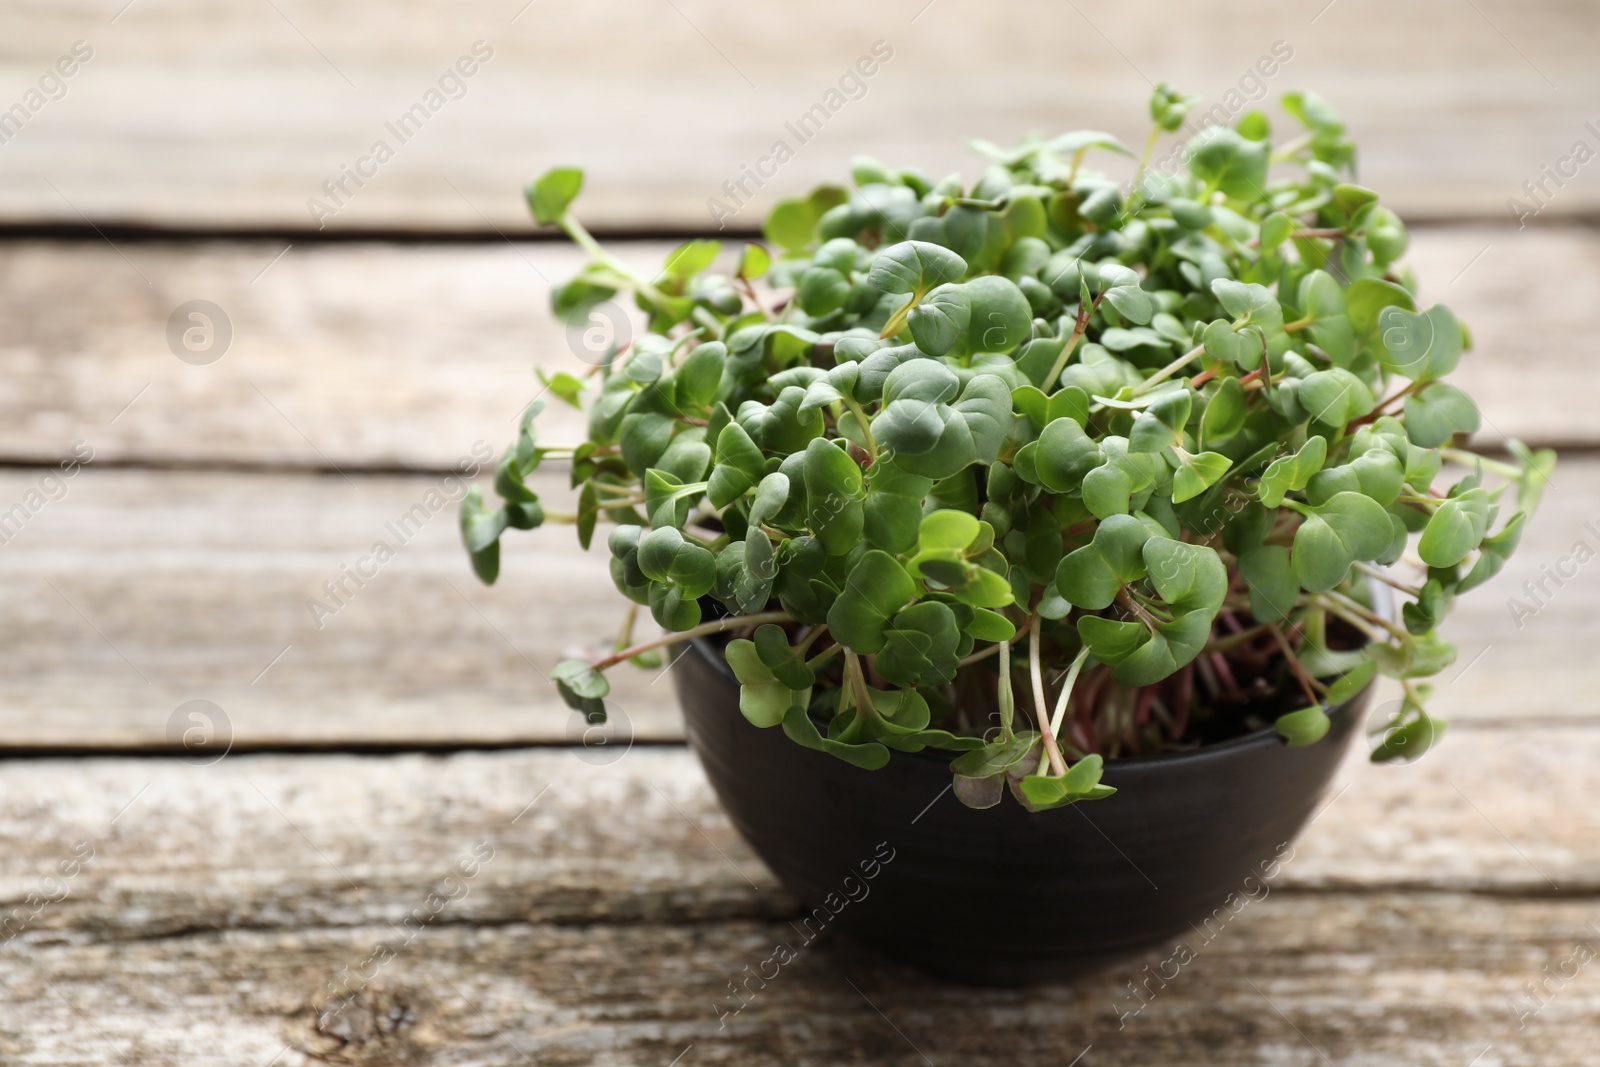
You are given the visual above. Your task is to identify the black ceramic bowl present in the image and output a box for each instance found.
[673,637,1370,986]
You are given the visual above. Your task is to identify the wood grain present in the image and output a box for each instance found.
[2,0,1595,230]
[0,466,687,748]
[1,228,1593,476]
[1,740,1598,1064]
[0,448,1594,751]
[8,896,1600,1065]
[0,729,1596,941]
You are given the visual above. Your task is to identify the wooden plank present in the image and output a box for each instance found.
[0,239,605,471]
[1,729,1597,939]
[2,741,1598,1063]
[1,451,1595,751]
[2,1,1596,230]
[0,228,1593,475]
[7,896,1600,1065]
[0,466,687,748]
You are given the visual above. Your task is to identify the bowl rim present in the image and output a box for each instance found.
[685,634,1370,773]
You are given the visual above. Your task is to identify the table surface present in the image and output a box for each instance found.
[4,2,1599,1063]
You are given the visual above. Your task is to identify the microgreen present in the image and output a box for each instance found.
[465,84,1551,809]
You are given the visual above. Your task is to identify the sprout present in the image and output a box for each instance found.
[463,89,1551,810]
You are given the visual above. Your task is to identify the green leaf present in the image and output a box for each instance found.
[826,550,917,654]
[1102,282,1154,325]
[1258,436,1327,508]
[862,461,934,553]
[661,239,720,281]
[724,638,807,727]
[1200,377,1247,446]
[1129,390,1192,454]
[964,608,1016,642]
[1237,545,1297,623]
[803,437,866,555]
[763,186,846,252]
[797,267,852,317]
[1259,212,1294,252]
[1212,279,1283,329]
[1333,183,1379,214]
[1149,83,1201,131]
[1283,90,1345,133]
[866,240,968,296]
[1017,754,1115,811]
[1299,368,1375,427]
[951,733,1041,809]
[1171,450,1232,504]
[918,509,980,552]
[1186,126,1270,200]
[1378,304,1465,381]
[1418,495,1490,568]
[1078,536,1226,686]
[876,601,963,686]
[871,363,1011,479]
[907,282,971,356]
[1345,276,1413,328]
[737,242,771,280]
[1048,130,1133,156]
[1202,319,1257,369]
[1460,512,1526,592]
[1291,492,1394,592]
[576,482,598,551]
[1326,660,1377,705]
[748,471,791,528]
[1055,513,1152,609]
[460,485,507,584]
[963,275,1034,353]
[1033,417,1103,493]
[782,702,890,769]
[1371,712,1446,763]
[1404,382,1480,448]
[1081,438,1158,520]
[552,657,608,722]
[1508,441,1557,515]
[1274,706,1330,747]
[636,526,717,600]
[538,369,585,409]
[526,166,583,225]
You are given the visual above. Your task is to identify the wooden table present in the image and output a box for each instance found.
[4,3,1599,1062]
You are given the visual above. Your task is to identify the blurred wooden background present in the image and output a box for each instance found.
[3,0,1598,229]
[3,1,1599,1063]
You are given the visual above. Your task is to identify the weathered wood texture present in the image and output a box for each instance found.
[9,896,1600,1066]
[1,733,1595,936]
[1,737,1597,1064]
[3,0,1596,230]
[0,467,686,749]
[1,453,1594,751]
[1,227,1593,476]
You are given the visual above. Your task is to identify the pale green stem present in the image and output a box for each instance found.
[1440,448,1520,479]
[1317,591,1408,640]
[1315,595,1382,642]
[591,610,791,670]
[1043,317,1091,392]
[840,395,879,466]
[998,637,1016,740]
[1036,644,1093,776]
[1131,343,1206,397]
[956,625,1028,666]
[806,642,843,671]
[560,213,674,312]
[1352,561,1423,597]
[877,291,920,340]
[1028,614,1069,777]
[1126,126,1161,210]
